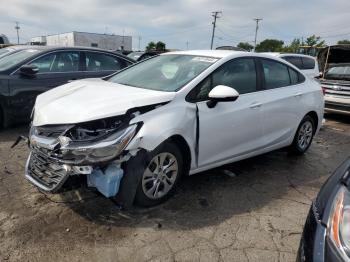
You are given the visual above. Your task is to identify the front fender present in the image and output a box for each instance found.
[126,102,197,169]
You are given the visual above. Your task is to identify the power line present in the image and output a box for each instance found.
[253,18,262,51]
[210,11,222,49]
[14,21,20,44]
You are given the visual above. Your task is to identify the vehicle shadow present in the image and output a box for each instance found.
[61,137,345,231]
[324,113,350,124]
[0,124,28,143]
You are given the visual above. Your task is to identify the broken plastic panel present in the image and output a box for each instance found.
[87,163,124,198]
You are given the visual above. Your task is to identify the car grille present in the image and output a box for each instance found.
[26,149,70,192]
[322,81,350,98]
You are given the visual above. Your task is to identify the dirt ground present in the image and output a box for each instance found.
[0,114,349,262]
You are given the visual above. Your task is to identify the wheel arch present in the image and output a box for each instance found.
[305,111,319,133]
[166,135,192,176]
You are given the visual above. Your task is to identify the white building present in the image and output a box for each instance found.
[30,36,47,45]
[32,31,132,51]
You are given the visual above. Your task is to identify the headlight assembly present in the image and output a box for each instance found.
[328,186,350,259]
[59,124,139,164]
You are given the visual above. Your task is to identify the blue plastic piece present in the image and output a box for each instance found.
[87,164,124,198]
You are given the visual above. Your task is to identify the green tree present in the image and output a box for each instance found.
[255,39,284,52]
[305,35,325,47]
[146,41,156,51]
[283,38,301,53]
[155,41,166,51]
[237,42,254,52]
[337,39,350,45]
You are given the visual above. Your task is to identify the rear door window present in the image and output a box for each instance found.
[85,52,127,71]
[261,59,290,89]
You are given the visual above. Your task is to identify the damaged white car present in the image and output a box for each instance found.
[25,50,324,207]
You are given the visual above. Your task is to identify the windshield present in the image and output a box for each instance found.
[109,54,218,92]
[0,49,41,71]
[127,52,143,61]
[325,65,350,80]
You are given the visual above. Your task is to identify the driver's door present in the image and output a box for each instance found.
[191,57,265,167]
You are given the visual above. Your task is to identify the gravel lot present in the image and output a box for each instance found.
[0,114,349,262]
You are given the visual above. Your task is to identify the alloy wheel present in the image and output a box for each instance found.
[297,120,313,150]
[142,152,179,200]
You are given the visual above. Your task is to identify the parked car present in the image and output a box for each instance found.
[0,46,134,127]
[25,50,324,207]
[297,157,350,262]
[216,46,248,52]
[263,53,320,78]
[127,50,165,62]
[0,45,32,59]
[318,45,350,115]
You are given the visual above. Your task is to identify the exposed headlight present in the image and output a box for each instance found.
[328,186,350,259]
[59,124,139,164]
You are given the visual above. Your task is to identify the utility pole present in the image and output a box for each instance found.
[138,36,142,51]
[210,11,222,49]
[253,18,262,51]
[15,21,20,44]
[186,41,189,50]
[121,29,125,51]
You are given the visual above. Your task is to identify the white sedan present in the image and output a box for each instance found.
[26,50,324,207]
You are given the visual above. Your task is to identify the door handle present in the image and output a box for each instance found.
[294,92,302,97]
[249,102,262,109]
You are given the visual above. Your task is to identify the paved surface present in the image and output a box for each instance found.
[0,114,349,262]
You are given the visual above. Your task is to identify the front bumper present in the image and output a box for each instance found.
[25,124,138,193]
[298,203,346,262]
[325,101,350,115]
[324,87,350,115]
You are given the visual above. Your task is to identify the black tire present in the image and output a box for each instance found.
[134,142,184,207]
[0,106,3,129]
[289,115,315,155]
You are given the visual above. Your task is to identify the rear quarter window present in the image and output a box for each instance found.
[283,56,303,69]
[301,57,315,70]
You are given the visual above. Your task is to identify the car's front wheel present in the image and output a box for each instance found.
[289,115,315,155]
[134,142,183,207]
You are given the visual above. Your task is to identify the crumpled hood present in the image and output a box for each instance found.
[33,78,176,126]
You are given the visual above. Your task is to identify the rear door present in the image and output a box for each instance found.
[7,50,84,120]
[189,57,265,167]
[258,58,306,148]
[82,51,131,78]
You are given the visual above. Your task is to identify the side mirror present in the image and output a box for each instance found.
[20,65,39,77]
[207,85,239,108]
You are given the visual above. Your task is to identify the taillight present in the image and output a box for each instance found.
[321,86,326,95]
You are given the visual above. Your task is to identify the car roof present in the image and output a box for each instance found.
[163,50,247,58]
[7,45,135,62]
[262,52,316,59]
[161,50,306,64]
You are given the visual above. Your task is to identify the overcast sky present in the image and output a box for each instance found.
[1,0,350,50]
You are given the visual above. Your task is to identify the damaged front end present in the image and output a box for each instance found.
[25,114,141,197]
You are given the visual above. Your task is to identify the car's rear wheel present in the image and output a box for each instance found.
[0,106,3,129]
[134,142,183,207]
[289,115,315,155]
